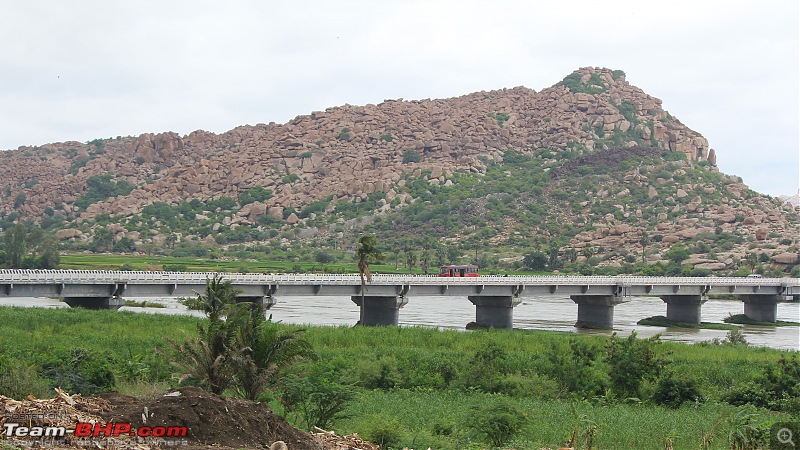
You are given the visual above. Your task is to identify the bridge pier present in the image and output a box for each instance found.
[741,294,780,322]
[351,295,408,326]
[468,296,521,329]
[63,296,125,310]
[236,295,276,311]
[571,295,624,329]
[660,295,708,324]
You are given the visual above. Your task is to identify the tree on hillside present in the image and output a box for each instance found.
[1,223,60,269]
[639,231,650,264]
[523,251,548,271]
[3,223,28,268]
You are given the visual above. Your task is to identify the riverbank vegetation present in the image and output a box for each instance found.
[0,304,797,449]
[637,315,739,330]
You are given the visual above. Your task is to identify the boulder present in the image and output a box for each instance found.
[694,262,727,271]
[55,228,83,240]
[755,227,769,240]
[771,252,798,265]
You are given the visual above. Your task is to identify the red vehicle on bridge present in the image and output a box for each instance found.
[438,265,479,277]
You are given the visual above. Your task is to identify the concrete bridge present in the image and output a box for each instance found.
[1,270,798,329]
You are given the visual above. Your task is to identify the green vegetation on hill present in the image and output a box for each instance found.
[3,141,796,278]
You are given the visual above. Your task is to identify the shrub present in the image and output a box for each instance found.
[652,372,703,408]
[466,400,526,448]
[362,415,405,448]
[41,349,116,395]
[0,357,51,399]
[239,186,273,206]
[280,368,355,430]
[13,193,25,209]
[605,332,667,398]
[402,149,421,164]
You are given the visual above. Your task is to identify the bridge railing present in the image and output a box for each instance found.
[0,270,797,289]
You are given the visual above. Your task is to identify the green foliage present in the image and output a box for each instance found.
[523,251,548,271]
[652,372,703,408]
[362,415,406,448]
[606,332,667,398]
[379,132,393,142]
[281,173,300,184]
[230,308,315,401]
[560,72,607,94]
[75,175,134,210]
[12,193,25,209]
[42,348,116,395]
[615,101,637,124]
[547,338,608,398]
[1,223,59,269]
[466,400,526,447]
[280,362,356,430]
[238,186,273,206]
[723,354,800,413]
[459,342,508,393]
[402,149,421,164]
[611,69,626,80]
[0,356,51,399]
[337,127,351,141]
[315,250,334,264]
[488,112,510,127]
[663,245,691,264]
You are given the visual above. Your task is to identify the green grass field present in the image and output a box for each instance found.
[0,306,795,449]
[56,253,549,275]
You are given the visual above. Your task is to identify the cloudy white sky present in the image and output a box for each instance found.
[1,0,797,197]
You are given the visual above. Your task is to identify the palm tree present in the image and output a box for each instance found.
[163,275,240,394]
[230,308,315,401]
[166,320,233,395]
[356,235,383,323]
[198,274,240,323]
[356,235,383,293]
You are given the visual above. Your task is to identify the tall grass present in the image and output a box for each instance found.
[0,307,794,448]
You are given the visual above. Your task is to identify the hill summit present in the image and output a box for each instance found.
[0,67,798,275]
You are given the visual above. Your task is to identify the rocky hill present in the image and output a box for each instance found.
[0,67,797,275]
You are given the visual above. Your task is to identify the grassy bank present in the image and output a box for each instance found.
[0,306,796,449]
[637,315,739,330]
[724,313,800,327]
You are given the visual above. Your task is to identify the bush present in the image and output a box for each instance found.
[280,369,355,431]
[315,251,334,264]
[606,332,667,398]
[466,400,526,448]
[652,373,703,408]
[0,357,51,399]
[41,349,116,395]
[362,415,405,448]
[402,149,421,164]
[238,186,273,206]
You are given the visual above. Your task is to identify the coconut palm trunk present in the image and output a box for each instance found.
[356,235,382,324]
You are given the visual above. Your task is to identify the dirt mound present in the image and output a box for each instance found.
[99,387,323,449]
[1,388,374,449]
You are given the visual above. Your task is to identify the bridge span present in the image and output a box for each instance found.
[1,270,798,329]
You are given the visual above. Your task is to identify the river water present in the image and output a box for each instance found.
[2,295,798,350]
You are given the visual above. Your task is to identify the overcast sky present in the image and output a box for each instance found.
[1,0,797,197]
